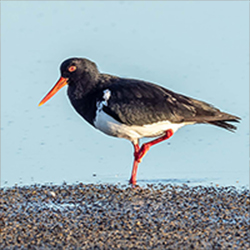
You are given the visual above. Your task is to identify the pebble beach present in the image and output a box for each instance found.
[0,183,249,249]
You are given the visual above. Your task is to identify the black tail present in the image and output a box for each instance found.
[209,120,239,132]
[208,116,241,132]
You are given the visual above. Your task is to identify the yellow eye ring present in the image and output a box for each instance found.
[68,66,77,72]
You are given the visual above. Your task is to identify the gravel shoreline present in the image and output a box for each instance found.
[0,183,249,249]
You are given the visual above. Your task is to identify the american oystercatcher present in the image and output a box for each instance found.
[39,58,240,185]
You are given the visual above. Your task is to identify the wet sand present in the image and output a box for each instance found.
[0,183,249,249]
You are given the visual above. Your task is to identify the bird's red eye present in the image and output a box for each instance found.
[68,66,77,72]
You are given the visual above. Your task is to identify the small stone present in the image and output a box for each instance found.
[0,184,249,249]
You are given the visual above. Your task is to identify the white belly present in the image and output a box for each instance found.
[94,109,191,142]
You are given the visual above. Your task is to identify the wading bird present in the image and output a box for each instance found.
[39,58,240,185]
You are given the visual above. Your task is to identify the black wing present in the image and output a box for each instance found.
[101,77,240,131]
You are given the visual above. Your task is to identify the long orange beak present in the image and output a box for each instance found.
[38,77,68,106]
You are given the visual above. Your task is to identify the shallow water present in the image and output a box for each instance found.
[1,1,249,188]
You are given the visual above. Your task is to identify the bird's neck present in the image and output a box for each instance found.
[67,78,98,101]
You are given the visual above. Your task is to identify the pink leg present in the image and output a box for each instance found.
[129,129,174,186]
[129,143,140,185]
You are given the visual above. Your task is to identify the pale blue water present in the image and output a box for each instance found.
[1,1,249,188]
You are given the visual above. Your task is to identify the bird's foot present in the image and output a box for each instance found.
[129,176,136,186]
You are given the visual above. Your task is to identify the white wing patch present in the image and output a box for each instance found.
[96,89,111,112]
[103,89,111,105]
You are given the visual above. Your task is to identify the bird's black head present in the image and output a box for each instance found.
[60,58,99,85]
[39,57,99,106]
